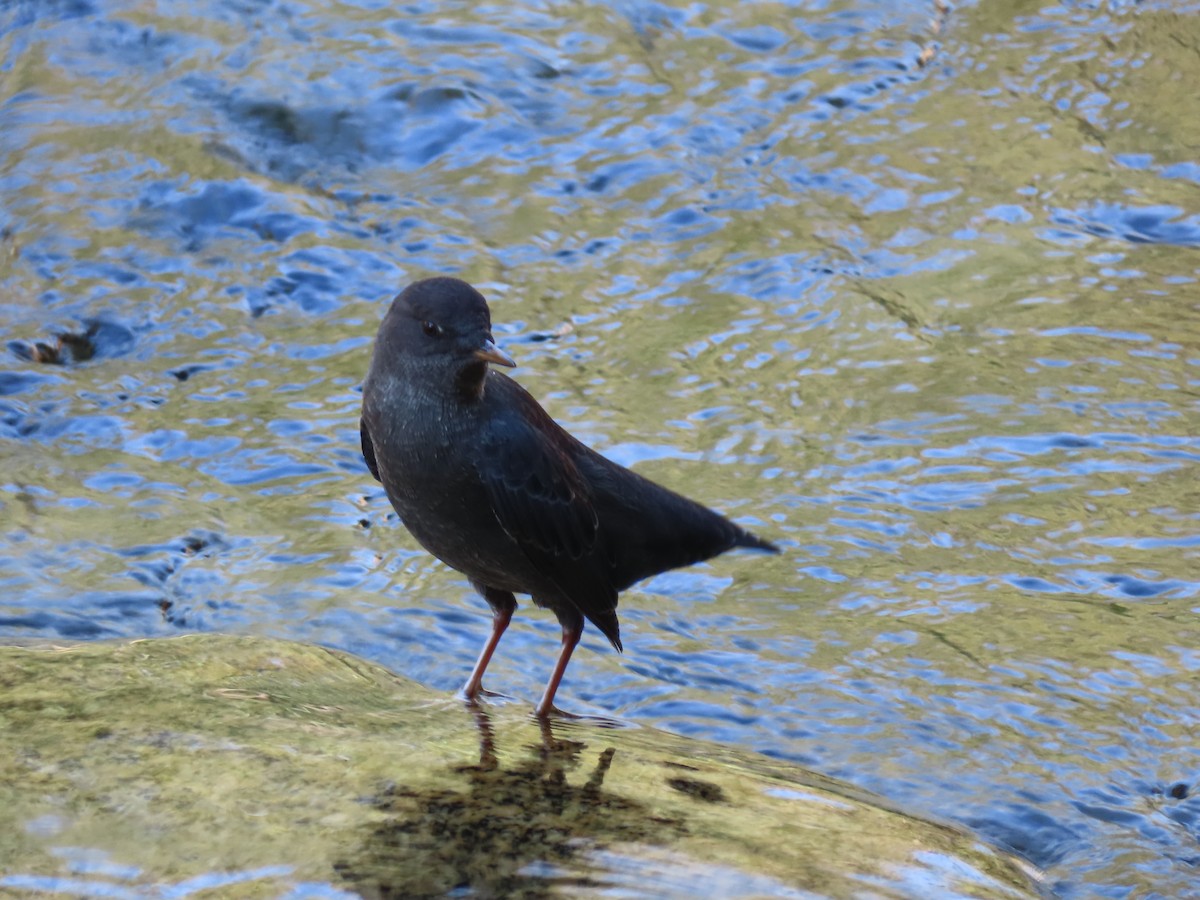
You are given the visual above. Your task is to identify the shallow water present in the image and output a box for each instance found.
[1,0,1198,896]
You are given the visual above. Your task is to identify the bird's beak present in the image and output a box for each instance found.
[473,338,516,368]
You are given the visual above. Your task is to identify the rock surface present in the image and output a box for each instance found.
[0,635,1043,898]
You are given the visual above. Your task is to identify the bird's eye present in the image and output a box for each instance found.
[421,320,443,338]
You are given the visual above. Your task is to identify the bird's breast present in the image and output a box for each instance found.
[365,401,529,586]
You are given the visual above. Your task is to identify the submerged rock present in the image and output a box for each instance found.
[0,635,1043,898]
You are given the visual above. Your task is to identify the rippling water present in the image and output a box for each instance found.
[2,0,1199,896]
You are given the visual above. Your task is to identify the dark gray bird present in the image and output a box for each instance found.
[360,277,778,715]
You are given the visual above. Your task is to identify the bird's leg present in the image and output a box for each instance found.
[535,618,583,717]
[460,589,515,700]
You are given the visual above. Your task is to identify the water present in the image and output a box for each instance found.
[2,0,1198,896]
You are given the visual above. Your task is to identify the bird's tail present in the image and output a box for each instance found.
[733,528,779,554]
[588,607,623,653]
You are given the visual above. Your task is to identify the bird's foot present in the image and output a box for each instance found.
[458,685,514,705]
[533,703,582,720]
[533,705,631,729]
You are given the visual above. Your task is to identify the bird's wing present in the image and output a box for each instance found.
[474,400,622,649]
[475,413,599,561]
[360,417,381,482]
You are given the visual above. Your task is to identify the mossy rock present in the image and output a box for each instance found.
[0,635,1044,898]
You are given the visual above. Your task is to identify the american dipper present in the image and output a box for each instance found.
[360,277,778,715]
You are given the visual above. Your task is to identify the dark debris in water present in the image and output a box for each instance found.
[167,363,215,382]
[180,533,213,556]
[114,532,230,628]
[8,318,136,367]
[118,530,226,562]
[521,323,573,344]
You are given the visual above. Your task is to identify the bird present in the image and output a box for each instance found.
[360,277,778,716]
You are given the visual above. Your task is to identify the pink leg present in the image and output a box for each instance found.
[535,620,583,717]
[460,605,513,700]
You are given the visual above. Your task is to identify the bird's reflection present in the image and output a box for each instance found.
[334,705,685,899]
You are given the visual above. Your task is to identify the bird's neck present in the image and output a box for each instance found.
[454,361,489,403]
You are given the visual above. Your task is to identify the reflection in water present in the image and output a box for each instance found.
[335,707,686,898]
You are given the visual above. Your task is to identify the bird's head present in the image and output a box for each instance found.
[371,277,516,401]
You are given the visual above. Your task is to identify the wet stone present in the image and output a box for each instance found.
[0,635,1042,899]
